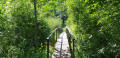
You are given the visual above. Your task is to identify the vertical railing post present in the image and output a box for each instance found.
[69,34,71,51]
[58,29,59,36]
[73,39,75,58]
[53,33,54,39]
[47,39,49,58]
[65,29,68,38]
[56,30,57,41]
[53,32,55,46]
[53,32,55,40]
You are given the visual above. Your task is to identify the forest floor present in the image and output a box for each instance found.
[52,32,71,58]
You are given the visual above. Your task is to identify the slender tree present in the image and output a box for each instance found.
[33,0,37,46]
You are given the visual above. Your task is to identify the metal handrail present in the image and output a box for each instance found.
[47,28,62,58]
[47,28,58,40]
[66,28,75,40]
[66,27,75,58]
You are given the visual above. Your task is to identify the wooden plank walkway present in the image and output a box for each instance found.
[52,32,71,58]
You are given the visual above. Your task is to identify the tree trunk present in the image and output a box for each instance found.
[33,0,37,47]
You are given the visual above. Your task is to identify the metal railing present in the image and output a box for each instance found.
[66,27,75,58]
[47,28,62,58]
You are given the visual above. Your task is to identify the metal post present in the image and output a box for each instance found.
[69,34,71,51]
[56,30,57,41]
[66,29,67,38]
[53,32,55,46]
[47,39,49,58]
[73,39,75,58]
[53,32,54,40]
[58,29,59,37]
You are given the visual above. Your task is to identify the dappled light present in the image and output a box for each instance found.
[52,32,71,58]
[0,0,120,58]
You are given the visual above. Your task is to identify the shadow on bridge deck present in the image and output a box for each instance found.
[52,32,71,58]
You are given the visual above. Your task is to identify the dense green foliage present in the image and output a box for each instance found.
[0,0,62,58]
[66,0,120,58]
[1,0,120,58]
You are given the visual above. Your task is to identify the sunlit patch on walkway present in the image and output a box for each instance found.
[52,32,71,58]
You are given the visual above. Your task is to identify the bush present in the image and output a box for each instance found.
[0,0,62,58]
[65,0,120,58]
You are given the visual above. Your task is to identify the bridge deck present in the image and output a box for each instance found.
[52,32,71,58]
